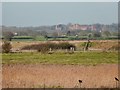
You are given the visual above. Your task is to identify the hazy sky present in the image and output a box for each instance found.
[2,2,118,26]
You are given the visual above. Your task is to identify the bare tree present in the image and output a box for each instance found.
[3,31,14,41]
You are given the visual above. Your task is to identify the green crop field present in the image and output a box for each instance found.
[2,51,118,65]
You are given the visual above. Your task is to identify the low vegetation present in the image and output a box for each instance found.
[2,51,118,65]
[78,41,119,51]
[1,40,119,65]
[2,41,12,53]
[2,40,119,88]
[21,42,76,53]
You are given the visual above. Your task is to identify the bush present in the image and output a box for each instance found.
[57,42,76,50]
[37,44,49,53]
[2,41,12,53]
[21,42,76,53]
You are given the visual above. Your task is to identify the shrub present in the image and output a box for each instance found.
[2,41,12,53]
[37,44,49,53]
[21,42,76,53]
[57,42,76,50]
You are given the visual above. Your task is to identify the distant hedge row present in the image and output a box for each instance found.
[12,36,33,39]
[21,42,76,53]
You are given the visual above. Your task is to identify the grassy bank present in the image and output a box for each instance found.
[2,51,118,65]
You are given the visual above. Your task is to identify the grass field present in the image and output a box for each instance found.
[2,51,118,65]
[2,40,119,88]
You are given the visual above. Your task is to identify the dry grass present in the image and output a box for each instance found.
[9,40,119,51]
[1,40,119,88]
[2,64,118,88]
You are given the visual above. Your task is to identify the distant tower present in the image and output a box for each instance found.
[56,24,62,36]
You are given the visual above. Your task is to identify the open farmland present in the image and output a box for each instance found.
[1,40,119,88]
[2,52,118,65]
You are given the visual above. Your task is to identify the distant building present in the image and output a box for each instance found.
[68,24,97,31]
[89,25,97,31]
[79,25,88,30]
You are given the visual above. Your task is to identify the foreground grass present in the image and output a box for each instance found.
[2,51,118,65]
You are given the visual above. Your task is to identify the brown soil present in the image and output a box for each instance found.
[2,64,119,88]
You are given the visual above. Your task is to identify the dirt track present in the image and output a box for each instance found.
[2,64,118,88]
